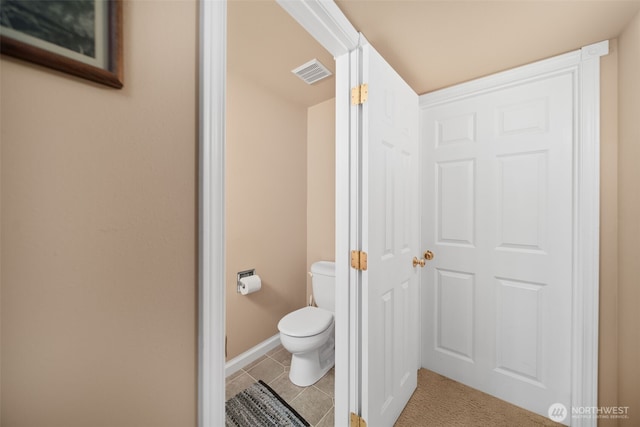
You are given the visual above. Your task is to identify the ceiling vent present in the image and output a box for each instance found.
[292,59,332,85]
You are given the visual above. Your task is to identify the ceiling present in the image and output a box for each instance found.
[228,0,640,108]
[228,0,336,107]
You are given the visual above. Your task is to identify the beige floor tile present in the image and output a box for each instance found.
[226,369,244,383]
[315,408,334,427]
[270,346,292,367]
[225,350,335,426]
[266,344,284,357]
[267,372,305,402]
[290,386,334,425]
[314,367,334,397]
[246,356,285,384]
[225,372,256,400]
[243,355,267,371]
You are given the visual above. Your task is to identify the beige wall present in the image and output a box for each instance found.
[598,39,619,427]
[225,72,308,360]
[0,1,198,426]
[618,11,640,425]
[225,88,334,359]
[306,99,336,299]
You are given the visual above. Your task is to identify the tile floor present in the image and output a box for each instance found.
[225,345,335,427]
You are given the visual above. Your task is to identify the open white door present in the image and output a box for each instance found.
[357,42,420,427]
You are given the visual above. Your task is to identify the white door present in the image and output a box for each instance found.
[420,73,573,420]
[359,43,420,427]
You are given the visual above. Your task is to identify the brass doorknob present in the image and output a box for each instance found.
[413,257,426,268]
[424,250,435,261]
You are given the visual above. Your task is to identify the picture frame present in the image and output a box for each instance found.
[0,0,123,89]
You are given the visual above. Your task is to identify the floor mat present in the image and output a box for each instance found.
[226,380,310,427]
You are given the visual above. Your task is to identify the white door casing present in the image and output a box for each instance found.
[419,42,606,427]
[360,43,420,427]
[275,2,360,424]
[198,1,227,425]
[200,1,362,426]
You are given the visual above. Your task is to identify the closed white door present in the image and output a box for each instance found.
[360,43,420,427]
[420,72,573,420]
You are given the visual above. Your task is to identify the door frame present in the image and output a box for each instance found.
[199,0,606,424]
[198,1,360,426]
[418,41,608,427]
[198,1,226,425]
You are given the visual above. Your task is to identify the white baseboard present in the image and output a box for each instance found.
[225,333,282,378]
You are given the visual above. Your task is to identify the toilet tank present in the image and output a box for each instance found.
[311,261,335,312]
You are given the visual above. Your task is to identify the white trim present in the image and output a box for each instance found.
[419,41,607,427]
[348,44,364,424]
[276,0,359,57]
[570,40,606,427]
[419,50,582,109]
[280,3,360,426]
[581,40,609,60]
[225,334,282,378]
[334,52,355,427]
[200,1,358,426]
[198,0,226,426]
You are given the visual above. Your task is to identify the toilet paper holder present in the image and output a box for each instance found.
[237,269,256,294]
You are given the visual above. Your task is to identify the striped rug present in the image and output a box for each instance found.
[226,380,310,427]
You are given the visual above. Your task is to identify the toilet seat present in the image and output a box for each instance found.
[278,307,333,337]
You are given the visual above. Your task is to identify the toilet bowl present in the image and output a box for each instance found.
[278,306,335,386]
[277,261,335,386]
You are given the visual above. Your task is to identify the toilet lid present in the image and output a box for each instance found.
[278,307,333,338]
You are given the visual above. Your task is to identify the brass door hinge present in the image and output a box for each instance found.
[350,250,368,271]
[351,83,368,105]
[350,412,367,427]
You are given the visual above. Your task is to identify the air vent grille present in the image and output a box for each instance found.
[292,59,332,85]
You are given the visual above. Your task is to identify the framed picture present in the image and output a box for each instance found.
[0,0,123,88]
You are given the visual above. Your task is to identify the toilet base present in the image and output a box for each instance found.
[288,335,335,387]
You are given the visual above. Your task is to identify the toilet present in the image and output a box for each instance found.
[277,261,335,387]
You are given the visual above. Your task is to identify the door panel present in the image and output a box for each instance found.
[361,43,419,427]
[421,73,573,420]
[436,269,475,362]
